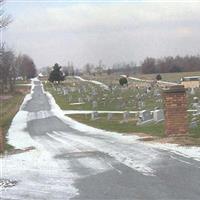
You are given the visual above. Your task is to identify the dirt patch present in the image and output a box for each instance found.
[137,136,156,141]
[150,136,200,146]
[6,146,36,155]
[129,132,200,146]
[0,95,13,100]
[16,87,30,94]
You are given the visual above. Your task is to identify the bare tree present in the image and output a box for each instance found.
[0,0,12,30]
[141,55,200,74]
[0,48,15,93]
[0,0,14,93]
[83,63,94,75]
[141,57,156,74]
[19,54,37,79]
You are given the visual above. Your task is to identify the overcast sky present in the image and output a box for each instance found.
[4,0,200,69]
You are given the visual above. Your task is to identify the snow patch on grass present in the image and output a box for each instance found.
[7,78,38,149]
[147,143,200,162]
[74,76,109,90]
[7,110,33,149]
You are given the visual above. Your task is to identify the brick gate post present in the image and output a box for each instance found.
[163,85,188,136]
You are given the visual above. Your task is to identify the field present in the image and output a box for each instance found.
[135,71,200,82]
[44,77,163,111]
[43,71,200,145]
[82,71,200,83]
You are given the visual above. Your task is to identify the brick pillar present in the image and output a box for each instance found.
[0,128,4,153]
[163,85,188,136]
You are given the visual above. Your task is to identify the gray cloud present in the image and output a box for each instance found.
[5,2,200,68]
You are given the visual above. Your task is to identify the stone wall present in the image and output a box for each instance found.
[163,85,188,135]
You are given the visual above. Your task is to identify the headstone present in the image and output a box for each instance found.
[137,110,154,125]
[191,88,195,95]
[192,102,199,109]
[78,98,82,103]
[154,89,160,97]
[107,113,113,120]
[193,105,200,116]
[68,96,72,102]
[109,85,113,91]
[193,97,199,103]
[153,109,164,122]
[190,121,198,128]
[92,89,97,96]
[156,98,162,103]
[140,94,145,100]
[197,106,200,114]
[86,96,91,102]
[138,100,144,109]
[136,93,140,99]
[190,117,198,128]
[91,111,99,120]
[123,111,130,122]
[147,87,151,94]
[57,88,62,94]
[71,87,76,92]
[120,102,126,109]
[63,89,68,95]
[92,101,97,109]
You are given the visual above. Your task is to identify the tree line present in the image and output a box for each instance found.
[0,49,37,93]
[82,61,139,76]
[82,55,200,76]
[141,55,200,74]
[45,55,200,78]
[0,0,37,93]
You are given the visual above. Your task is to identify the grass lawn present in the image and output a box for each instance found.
[67,113,165,137]
[44,80,163,111]
[190,126,200,138]
[15,80,30,84]
[0,85,30,152]
[44,75,200,111]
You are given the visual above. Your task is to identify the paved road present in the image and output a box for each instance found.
[3,80,200,199]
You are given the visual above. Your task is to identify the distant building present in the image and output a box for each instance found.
[181,76,200,88]
[38,73,48,81]
[38,73,44,78]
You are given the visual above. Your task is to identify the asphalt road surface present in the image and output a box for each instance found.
[3,80,200,200]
